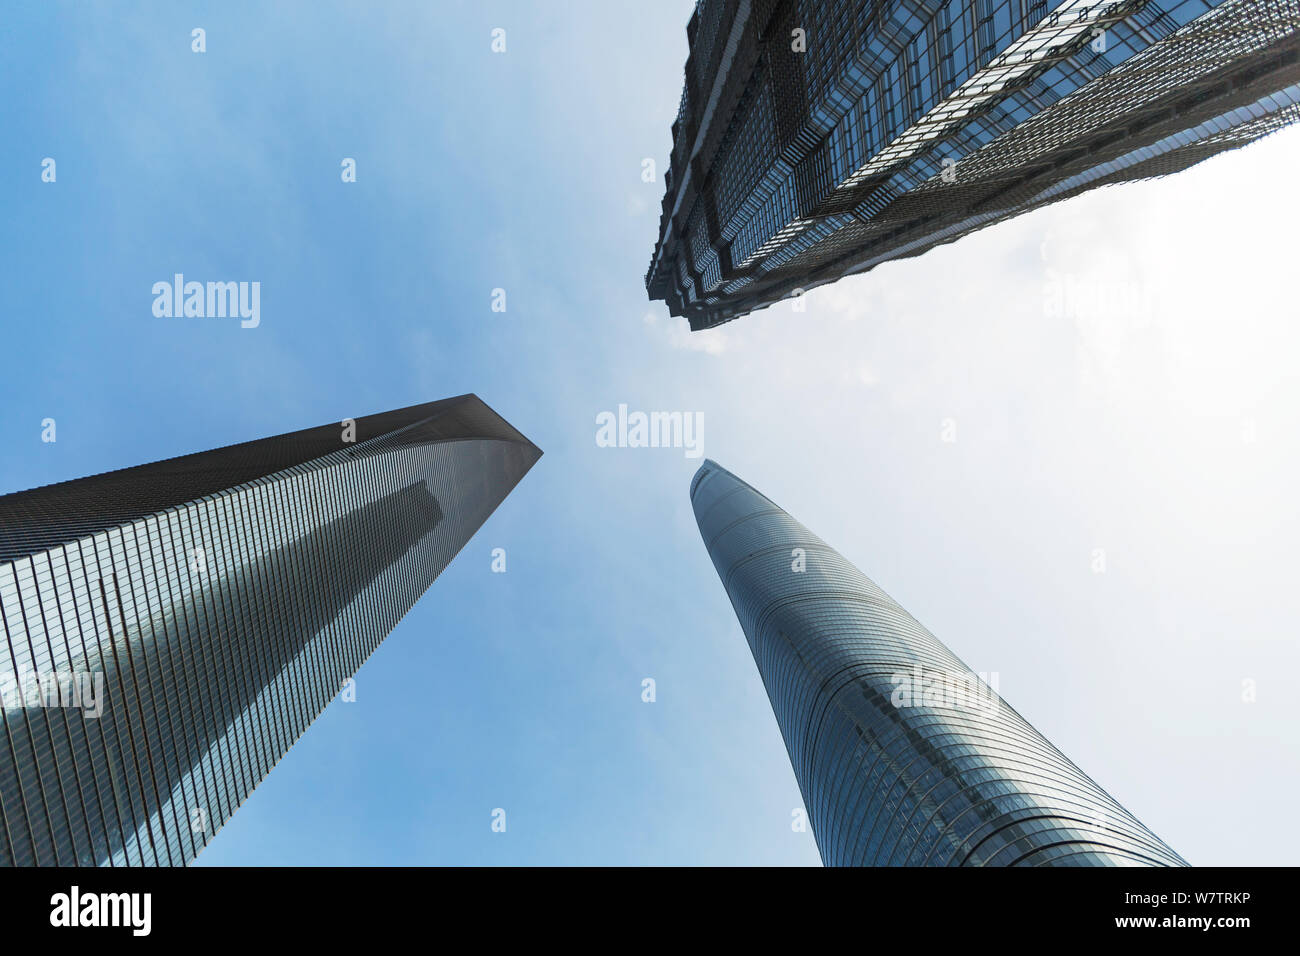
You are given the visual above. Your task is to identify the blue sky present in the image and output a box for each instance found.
[2,1,1297,865]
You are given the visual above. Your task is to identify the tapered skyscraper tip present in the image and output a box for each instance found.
[692,462,1185,866]
[0,396,539,866]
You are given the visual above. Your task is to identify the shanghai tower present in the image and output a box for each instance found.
[648,0,1300,329]
[0,395,540,866]
[691,460,1184,866]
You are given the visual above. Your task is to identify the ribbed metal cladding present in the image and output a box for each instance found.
[0,395,541,866]
[691,460,1185,867]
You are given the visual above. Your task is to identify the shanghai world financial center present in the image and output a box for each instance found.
[0,398,541,866]
[3,0,1296,868]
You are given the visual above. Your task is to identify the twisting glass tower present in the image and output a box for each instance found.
[648,0,1300,329]
[0,395,540,866]
[691,460,1184,866]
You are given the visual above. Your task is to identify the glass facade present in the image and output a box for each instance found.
[0,395,541,866]
[648,0,1300,329]
[691,460,1185,866]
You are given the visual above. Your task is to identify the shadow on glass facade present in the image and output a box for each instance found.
[691,459,1185,866]
[0,395,541,866]
[648,0,1300,329]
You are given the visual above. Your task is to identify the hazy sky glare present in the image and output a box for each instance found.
[1,1,1295,866]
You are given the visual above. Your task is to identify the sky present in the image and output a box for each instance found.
[1,0,1297,866]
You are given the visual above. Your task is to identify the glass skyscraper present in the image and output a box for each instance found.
[691,460,1185,866]
[0,395,541,866]
[648,0,1300,329]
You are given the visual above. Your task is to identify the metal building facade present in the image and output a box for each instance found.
[648,0,1300,328]
[0,395,541,866]
[691,460,1185,865]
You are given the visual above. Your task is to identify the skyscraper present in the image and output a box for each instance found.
[691,459,1184,866]
[0,395,541,866]
[648,0,1300,329]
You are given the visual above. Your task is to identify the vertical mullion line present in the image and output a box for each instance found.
[350,442,385,667]
[328,451,366,680]
[294,454,342,707]
[172,503,239,839]
[387,437,416,640]
[367,437,399,658]
[387,439,418,645]
[257,470,313,761]
[272,463,329,746]
[104,539,174,867]
[212,489,276,791]
[156,509,211,866]
[167,502,227,859]
[409,438,437,625]
[344,443,375,674]
[237,478,297,770]
[416,438,441,607]
[292,458,344,721]
[297,456,349,714]
[31,549,97,866]
[94,546,163,867]
[53,544,115,866]
[399,437,427,627]
[829,644,897,858]
[158,504,222,863]
[134,516,200,865]
[311,453,350,683]
[152,507,217,862]
[0,568,45,865]
[199,492,260,800]
[248,473,308,755]
[292,459,343,730]
[404,443,424,613]
[70,539,131,866]
[806,676,857,865]
[364,439,393,652]
[122,521,188,865]
[423,439,448,594]
[227,481,290,778]
[365,432,402,663]
[435,440,456,571]
[382,433,417,650]
[392,442,420,636]
[223,483,284,795]
[324,449,365,697]
[820,703,860,869]
[192,497,258,816]
[18,555,78,865]
[189,494,253,825]
[268,465,326,743]
[399,438,427,629]
[411,441,435,612]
